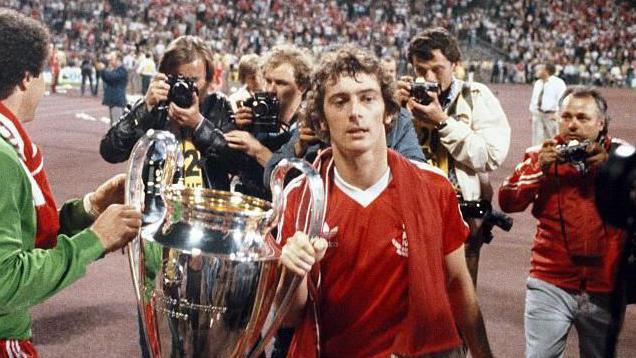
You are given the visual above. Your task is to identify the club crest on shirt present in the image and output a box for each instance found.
[322,222,339,248]
[391,225,408,257]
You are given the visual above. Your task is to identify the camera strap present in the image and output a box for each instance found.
[554,163,607,267]
[446,81,473,117]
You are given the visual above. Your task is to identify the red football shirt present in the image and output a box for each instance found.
[281,162,467,357]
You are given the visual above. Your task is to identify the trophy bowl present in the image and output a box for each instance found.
[125,130,324,358]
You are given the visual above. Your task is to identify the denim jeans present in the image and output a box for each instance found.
[525,277,621,358]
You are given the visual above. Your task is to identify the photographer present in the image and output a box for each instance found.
[499,86,627,357]
[396,28,511,285]
[100,35,235,190]
[0,9,141,355]
[228,54,264,112]
[99,36,235,358]
[224,44,313,199]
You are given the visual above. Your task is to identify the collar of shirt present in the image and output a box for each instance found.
[441,77,461,110]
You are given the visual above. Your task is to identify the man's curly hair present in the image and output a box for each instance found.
[304,45,400,143]
[0,9,50,100]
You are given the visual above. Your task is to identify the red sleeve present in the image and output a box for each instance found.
[442,185,470,255]
[498,150,544,213]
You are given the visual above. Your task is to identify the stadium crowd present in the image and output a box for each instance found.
[4,0,635,92]
[1,2,635,357]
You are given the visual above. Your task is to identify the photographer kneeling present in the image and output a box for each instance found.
[499,86,628,358]
[100,35,235,190]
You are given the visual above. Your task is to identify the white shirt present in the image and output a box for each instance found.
[227,85,252,112]
[529,75,567,114]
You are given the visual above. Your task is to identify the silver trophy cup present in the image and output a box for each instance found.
[125,130,324,357]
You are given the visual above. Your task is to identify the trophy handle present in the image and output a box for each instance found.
[125,129,181,355]
[249,158,325,357]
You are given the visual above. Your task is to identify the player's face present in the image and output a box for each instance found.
[412,49,456,91]
[322,72,389,157]
[176,58,208,98]
[558,95,604,142]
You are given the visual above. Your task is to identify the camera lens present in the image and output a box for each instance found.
[252,101,269,117]
[170,81,194,108]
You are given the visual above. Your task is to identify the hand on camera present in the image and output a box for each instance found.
[145,73,170,111]
[168,92,203,129]
[396,76,414,106]
[91,204,142,253]
[585,142,609,169]
[233,106,254,129]
[224,130,269,158]
[280,232,328,276]
[294,123,319,157]
[407,94,448,128]
[397,76,447,128]
[86,173,127,218]
[538,139,558,174]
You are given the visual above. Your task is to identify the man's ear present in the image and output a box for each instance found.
[319,119,328,133]
[383,113,393,126]
[18,72,33,91]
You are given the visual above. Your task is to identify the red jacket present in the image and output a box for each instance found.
[499,136,625,293]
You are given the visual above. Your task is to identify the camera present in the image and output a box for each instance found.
[459,199,513,244]
[242,91,280,133]
[166,75,197,108]
[596,143,636,230]
[556,139,592,164]
[556,139,592,172]
[410,80,439,105]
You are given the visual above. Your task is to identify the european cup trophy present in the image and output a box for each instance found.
[125,130,325,357]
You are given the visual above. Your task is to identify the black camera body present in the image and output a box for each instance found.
[459,199,513,244]
[166,75,197,108]
[243,91,280,133]
[410,81,439,105]
[556,139,592,164]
